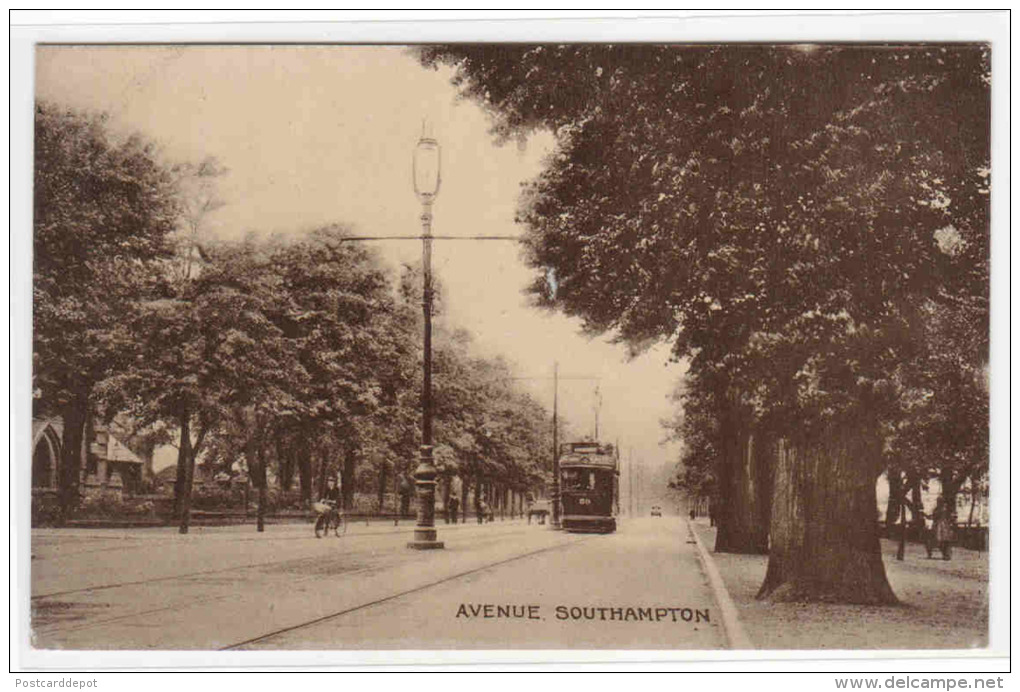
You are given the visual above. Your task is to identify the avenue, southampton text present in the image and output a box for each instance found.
[455,604,710,623]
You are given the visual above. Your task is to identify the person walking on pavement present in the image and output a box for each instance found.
[927,497,955,560]
[447,494,460,525]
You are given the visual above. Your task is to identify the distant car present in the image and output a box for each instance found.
[651,506,662,517]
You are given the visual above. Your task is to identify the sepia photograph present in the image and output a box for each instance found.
[12,11,1007,672]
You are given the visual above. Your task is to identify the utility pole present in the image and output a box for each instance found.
[551,361,561,530]
[632,457,640,518]
[508,368,596,531]
[628,448,634,518]
[614,437,621,517]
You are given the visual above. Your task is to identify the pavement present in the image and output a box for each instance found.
[689,520,990,650]
[29,515,726,651]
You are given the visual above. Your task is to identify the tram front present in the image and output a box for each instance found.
[559,442,618,534]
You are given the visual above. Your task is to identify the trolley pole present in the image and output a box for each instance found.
[628,448,634,518]
[551,362,562,530]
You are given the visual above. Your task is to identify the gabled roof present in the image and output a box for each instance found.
[32,418,63,447]
[101,432,143,465]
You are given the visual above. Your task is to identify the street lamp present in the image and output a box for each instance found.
[407,123,444,550]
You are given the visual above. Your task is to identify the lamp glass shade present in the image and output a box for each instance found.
[413,137,441,201]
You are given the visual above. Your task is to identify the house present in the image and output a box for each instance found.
[154,461,221,493]
[31,417,147,496]
[87,427,145,494]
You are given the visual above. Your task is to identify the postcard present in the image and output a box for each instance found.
[11,10,1008,673]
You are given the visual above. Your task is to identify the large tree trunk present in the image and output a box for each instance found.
[909,475,925,534]
[297,438,312,508]
[316,444,329,500]
[57,395,88,526]
[474,473,483,523]
[967,479,979,527]
[757,419,898,605]
[340,445,357,512]
[896,502,907,561]
[172,406,190,520]
[714,411,772,554]
[255,441,267,533]
[441,476,451,523]
[277,434,294,492]
[393,468,401,521]
[885,468,903,528]
[377,462,389,514]
[177,412,195,535]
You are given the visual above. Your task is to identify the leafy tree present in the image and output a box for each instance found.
[33,102,178,522]
[426,322,552,519]
[111,236,306,532]
[258,227,416,512]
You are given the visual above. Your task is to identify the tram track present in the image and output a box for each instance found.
[31,522,596,650]
[31,521,525,601]
[32,552,357,601]
[220,534,598,650]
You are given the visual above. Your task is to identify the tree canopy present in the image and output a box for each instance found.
[34,101,557,528]
[34,102,180,522]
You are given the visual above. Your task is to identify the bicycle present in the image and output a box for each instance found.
[313,500,348,538]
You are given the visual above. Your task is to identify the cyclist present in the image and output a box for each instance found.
[320,476,341,507]
[315,476,343,537]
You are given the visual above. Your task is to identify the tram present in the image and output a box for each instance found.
[559,441,619,533]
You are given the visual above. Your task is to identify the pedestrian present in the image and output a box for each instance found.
[929,497,954,561]
[708,501,717,528]
[398,476,412,519]
[447,494,460,525]
[689,508,696,521]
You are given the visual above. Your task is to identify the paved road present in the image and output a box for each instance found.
[30,516,725,650]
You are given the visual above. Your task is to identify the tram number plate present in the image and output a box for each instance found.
[578,498,591,505]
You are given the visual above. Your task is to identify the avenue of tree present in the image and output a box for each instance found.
[418,44,990,604]
[33,102,554,533]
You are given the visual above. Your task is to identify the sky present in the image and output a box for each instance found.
[35,44,687,487]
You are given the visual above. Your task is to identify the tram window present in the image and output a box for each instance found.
[563,469,599,491]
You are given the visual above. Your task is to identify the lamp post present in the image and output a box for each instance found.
[407,124,444,550]
[327,123,523,549]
